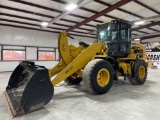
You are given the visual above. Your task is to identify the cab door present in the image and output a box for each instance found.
[118,21,131,57]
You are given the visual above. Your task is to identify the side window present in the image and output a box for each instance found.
[120,23,131,42]
[2,50,25,60]
[128,27,131,41]
[120,23,131,52]
[121,29,126,41]
[38,51,55,60]
[111,31,117,41]
[110,23,117,41]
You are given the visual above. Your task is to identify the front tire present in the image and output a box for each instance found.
[129,60,147,85]
[83,59,114,94]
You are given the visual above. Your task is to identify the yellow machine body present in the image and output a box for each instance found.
[49,32,147,85]
[4,20,148,117]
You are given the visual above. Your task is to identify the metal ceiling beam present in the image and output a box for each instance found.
[141,34,160,40]
[0,8,156,38]
[0,5,96,27]
[49,0,91,24]
[133,15,160,24]
[94,0,143,19]
[9,0,60,12]
[0,23,57,32]
[5,0,159,34]
[132,33,138,36]
[66,0,134,32]
[132,32,160,38]
[147,28,160,32]
[8,0,103,23]
[0,12,40,22]
[0,12,76,28]
[1,3,101,28]
[137,31,149,34]
[51,0,66,4]
[92,0,160,33]
[133,0,160,33]
[0,18,96,37]
[79,7,128,22]
[0,5,54,18]
[69,0,158,34]
[0,18,96,35]
[1,4,152,35]
[0,17,137,36]
[134,0,160,15]
[0,18,63,30]
[0,23,96,38]
[132,21,160,31]
[3,0,158,37]
[51,0,127,22]
[0,12,98,33]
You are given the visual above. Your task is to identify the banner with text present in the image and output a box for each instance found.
[142,42,160,62]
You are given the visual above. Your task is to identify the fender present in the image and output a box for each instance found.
[95,56,118,71]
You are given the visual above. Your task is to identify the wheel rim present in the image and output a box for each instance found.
[139,66,145,79]
[97,68,110,87]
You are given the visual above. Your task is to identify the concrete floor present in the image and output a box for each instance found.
[0,68,160,120]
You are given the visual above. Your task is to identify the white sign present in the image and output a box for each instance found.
[146,52,160,62]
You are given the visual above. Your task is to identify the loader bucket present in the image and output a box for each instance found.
[4,61,54,117]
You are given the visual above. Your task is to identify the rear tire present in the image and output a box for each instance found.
[65,76,82,85]
[129,60,147,85]
[83,59,114,94]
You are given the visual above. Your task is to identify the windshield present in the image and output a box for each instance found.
[97,23,117,44]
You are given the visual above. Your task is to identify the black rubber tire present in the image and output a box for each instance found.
[65,76,82,85]
[83,59,114,94]
[129,60,147,85]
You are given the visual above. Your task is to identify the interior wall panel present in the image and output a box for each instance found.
[0,25,96,72]
[55,48,59,60]
[0,46,1,60]
[26,47,37,60]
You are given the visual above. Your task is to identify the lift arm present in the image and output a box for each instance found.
[48,31,105,86]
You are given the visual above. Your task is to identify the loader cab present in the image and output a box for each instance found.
[97,20,132,58]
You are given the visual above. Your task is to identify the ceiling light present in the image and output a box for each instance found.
[134,21,145,25]
[65,4,77,11]
[41,22,48,27]
[134,38,140,41]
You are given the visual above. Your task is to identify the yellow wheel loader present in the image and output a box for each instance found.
[3,20,147,117]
